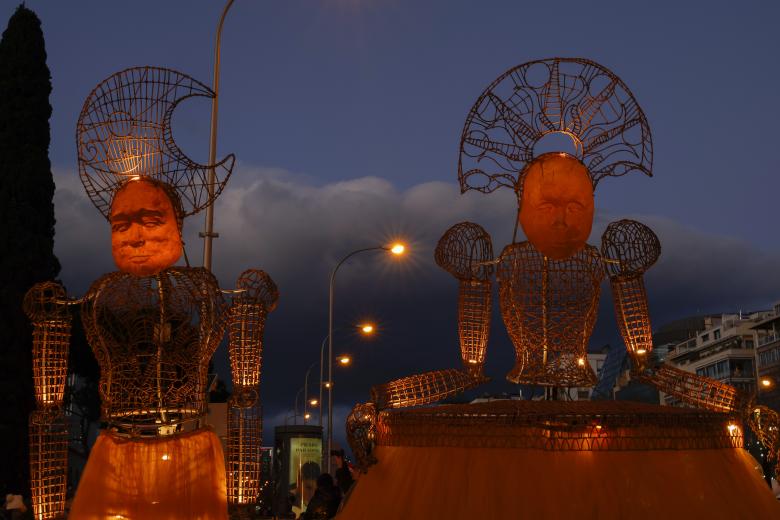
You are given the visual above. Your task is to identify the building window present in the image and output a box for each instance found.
[745,339,754,349]
[702,333,710,342]
[713,330,721,340]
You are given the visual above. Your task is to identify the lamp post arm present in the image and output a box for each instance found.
[327,245,387,473]
[319,335,328,427]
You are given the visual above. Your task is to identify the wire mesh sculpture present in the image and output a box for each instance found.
[348,56,780,474]
[227,270,278,505]
[26,67,276,518]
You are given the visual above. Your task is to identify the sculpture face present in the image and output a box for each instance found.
[110,180,182,276]
[519,153,594,260]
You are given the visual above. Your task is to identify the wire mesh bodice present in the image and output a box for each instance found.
[82,268,227,434]
[498,242,603,386]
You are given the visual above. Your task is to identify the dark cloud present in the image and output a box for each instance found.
[53,166,780,452]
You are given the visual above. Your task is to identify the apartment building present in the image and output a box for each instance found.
[752,303,780,410]
[664,311,773,405]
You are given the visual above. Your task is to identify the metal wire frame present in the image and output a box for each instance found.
[81,268,228,434]
[458,57,652,196]
[346,402,378,470]
[374,400,743,452]
[366,224,494,410]
[227,392,263,505]
[24,282,72,409]
[747,405,780,464]
[611,276,653,362]
[371,369,486,410]
[601,219,661,277]
[458,280,492,374]
[77,66,236,219]
[435,221,494,374]
[639,364,747,414]
[226,269,278,506]
[228,270,278,389]
[498,242,603,387]
[434,222,494,281]
[29,410,68,520]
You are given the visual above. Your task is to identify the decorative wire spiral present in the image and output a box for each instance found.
[458,57,652,196]
[77,66,235,219]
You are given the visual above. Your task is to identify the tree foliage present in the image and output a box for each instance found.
[0,4,59,497]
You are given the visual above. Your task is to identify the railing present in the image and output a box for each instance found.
[759,334,780,347]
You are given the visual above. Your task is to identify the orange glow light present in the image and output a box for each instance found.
[361,324,375,334]
[390,243,405,255]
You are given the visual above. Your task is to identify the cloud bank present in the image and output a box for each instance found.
[52,165,780,448]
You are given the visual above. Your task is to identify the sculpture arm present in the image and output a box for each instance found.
[226,269,278,506]
[23,281,74,520]
[349,223,493,470]
[370,222,494,409]
[601,220,755,414]
[602,220,660,371]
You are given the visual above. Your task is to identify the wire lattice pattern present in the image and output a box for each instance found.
[601,219,661,277]
[458,280,492,373]
[24,282,72,409]
[434,222,494,281]
[498,242,603,386]
[435,222,494,374]
[458,57,652,195]
[747,405,780,464]
[29,410,68,520]
[77,66,235,219]
[611,276,653,361]
[371,369,484,410]
[375,400,742,452]
[639,364,747,414]
[346,402,378,470]
[228,270,278,389]
[81,268,227,434]
[227,394,262,505]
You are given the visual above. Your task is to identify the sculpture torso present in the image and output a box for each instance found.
[81,267,226,434]
[498,241,604,387]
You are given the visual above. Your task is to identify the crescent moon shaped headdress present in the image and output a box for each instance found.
[77,66,236,219]
[458,57,652,196]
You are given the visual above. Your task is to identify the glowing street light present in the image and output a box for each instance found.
[761,378,773,388]
[338,355,352,366]
[390,243,406,255]
[327,242,407,472]
[309,398,319,407]
[361,323,375,335]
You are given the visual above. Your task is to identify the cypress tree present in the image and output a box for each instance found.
[0,4,59,497]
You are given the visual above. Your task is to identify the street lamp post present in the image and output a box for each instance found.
[202,0,237,271]
[326,244,405,473]
[303,362,319,425]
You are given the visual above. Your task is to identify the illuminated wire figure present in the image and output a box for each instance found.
[25,67,277,519]
[348,57,778,470]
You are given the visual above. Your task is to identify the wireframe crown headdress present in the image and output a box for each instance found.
[458,58,652,195]
[77,66,235,219]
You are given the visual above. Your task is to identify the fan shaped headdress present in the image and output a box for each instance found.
[77,66,235,219]
[458,58,652,197]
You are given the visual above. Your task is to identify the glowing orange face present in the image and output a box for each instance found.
[110,180,182,276]
[519,154,594,260]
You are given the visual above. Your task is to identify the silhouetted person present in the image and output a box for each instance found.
[331,449,355,495]
[303,474,341,519]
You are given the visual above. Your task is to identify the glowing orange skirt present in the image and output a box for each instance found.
[70,429,227,520]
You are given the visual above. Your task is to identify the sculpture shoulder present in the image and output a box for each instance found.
[83,268,222,300]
